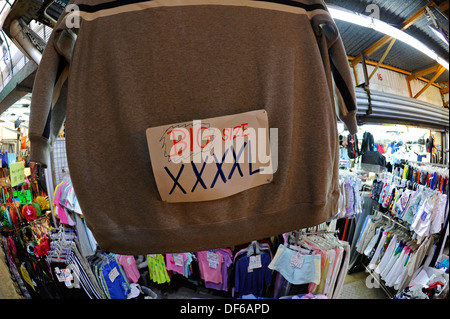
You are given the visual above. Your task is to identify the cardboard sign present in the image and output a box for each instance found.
[146,110,274,202]
[10,161,25,187]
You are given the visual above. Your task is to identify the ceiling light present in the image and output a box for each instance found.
[328,5,449,70]
[429,25,449,45]
[425,7,449,46]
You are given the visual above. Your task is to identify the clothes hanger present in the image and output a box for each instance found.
[246,240,261,257]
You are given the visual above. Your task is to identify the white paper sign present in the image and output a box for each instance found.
[173,254,184,267]
[290,255,304,269]
[207,251,220,269]
[109,267,119,283]
[248,255,262,270]
[146,110,274,202]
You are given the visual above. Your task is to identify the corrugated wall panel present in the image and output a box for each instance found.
[355,87,449,128]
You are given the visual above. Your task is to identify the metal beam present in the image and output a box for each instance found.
[441,87,449,94]
[414,66,446,98]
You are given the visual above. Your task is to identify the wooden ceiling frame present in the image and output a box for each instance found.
[349,0,448,68]
[348,56,443,89]
[346,1,449,107]
[408,65,446,99]
[439,81,449,107]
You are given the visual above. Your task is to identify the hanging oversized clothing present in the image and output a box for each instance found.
[29,0,357,254]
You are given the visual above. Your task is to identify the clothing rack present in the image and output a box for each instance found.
[373,209,410,232]
[407,160,448,168]
[293,228,340,245]
[363,265,395,299]
[362,208,416,299]
[301,230,340,236]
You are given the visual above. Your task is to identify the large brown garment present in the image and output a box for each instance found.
[29,0,357,254]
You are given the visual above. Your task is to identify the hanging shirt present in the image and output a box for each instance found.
[147,254,171,284]
[53,182,71,225]
[205,250,233,291]
[118,255,140,284]
[197,250,225,284]
[411,196,434,240]
[430,194,447,235]
[235,252,272,298]
[166,253,189,277]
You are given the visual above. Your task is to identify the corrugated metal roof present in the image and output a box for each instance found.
[325,0,449,83]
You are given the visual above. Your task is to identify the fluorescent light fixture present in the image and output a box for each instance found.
[0,125,22,136]
[429,25,449,45]
[328,5,449,70]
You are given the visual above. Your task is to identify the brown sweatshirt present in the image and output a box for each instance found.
[29,0,357,254]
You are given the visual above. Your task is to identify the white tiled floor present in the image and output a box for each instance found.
[339,271,388,299]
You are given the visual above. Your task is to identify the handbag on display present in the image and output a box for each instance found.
[24,155,30,167]
[6,153,16,168]
[0,168,10,187]
[1,151,7,168]
[21,135,27,149]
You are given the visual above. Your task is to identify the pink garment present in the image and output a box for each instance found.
[196,250,224,284]
[166,253,188,276]
[118,255,140,283]
[305,241,326,293]
[54,183,70,225]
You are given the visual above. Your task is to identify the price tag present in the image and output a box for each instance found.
[55,267,74,282]
[290,255,304,269]
[127,257,133,265]
[109,267,119,283]
[248,255,262,271]
[173,254,184,267]
[207,251,219,269]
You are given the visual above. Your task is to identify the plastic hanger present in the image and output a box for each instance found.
[246,241,261,257]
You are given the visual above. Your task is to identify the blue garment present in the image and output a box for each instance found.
[235,252,272,298]
[7,153,16,168]
[101,258,130,299]
[271,245,320,285]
